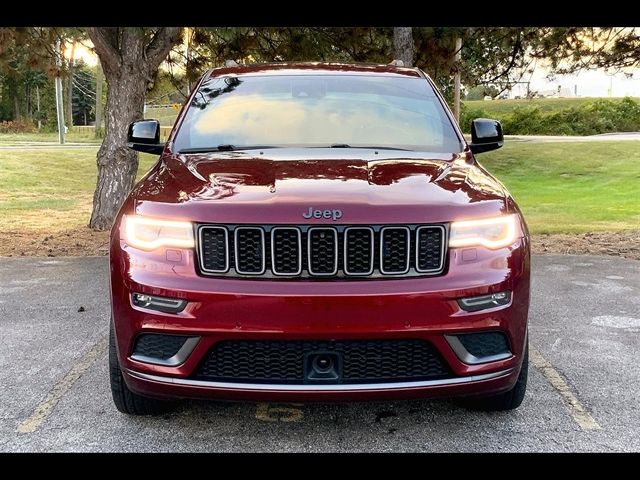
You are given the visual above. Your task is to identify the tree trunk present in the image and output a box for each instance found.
[87,27,182,230]
[94,63,103,137]
[65,74,73,127]
[13,92,21,119]
[89,74,146,230]
[25,83,31,119]
[66,41,76,128]
[393,27,414,67]
[453,37,462,122]
[36,85,41,130]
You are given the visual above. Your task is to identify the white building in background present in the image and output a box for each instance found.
[509,66,640,98]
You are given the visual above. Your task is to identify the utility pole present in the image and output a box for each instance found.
[36,85,41,131]
[94,62,103,138]
[54,39,65,145]
[185,27,192,95]
[453,37,462,123]
[609,75,613,97]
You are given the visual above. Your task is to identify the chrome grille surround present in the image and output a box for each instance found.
[198,226,229,273]
[379,226,411,275]
[271,227,302,276]
[197,224,448,279]
[415,225,446,273]
[343,226,375,276]
[233,227,266,275]
[307,227,339,276]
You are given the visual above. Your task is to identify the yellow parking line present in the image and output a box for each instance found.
[16,336,108,434]
[255,403,304,423]
[530,347,601,431]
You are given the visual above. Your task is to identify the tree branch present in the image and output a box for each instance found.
[145,27,182,70]
[86,27,121,69]
[483,33,523,85]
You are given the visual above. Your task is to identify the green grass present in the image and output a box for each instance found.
[145,106,180,126]
[0,125,173,145]
[0,141,637,235]
[480,141,640,234]
[0,147,157,231]
[464,97,640,116]
[0,130,101,144]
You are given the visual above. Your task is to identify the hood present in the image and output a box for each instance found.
[132,149,510,224]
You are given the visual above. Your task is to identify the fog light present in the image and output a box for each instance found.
[458,291,511,312]
[132,293,187,313]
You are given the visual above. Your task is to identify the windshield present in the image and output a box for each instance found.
[173,74,463,153]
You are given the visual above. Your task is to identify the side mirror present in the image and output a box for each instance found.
[127,119,164,154]
[469,118,504,154]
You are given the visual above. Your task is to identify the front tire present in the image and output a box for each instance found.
[460,340,528,411]
[109,319,175,415]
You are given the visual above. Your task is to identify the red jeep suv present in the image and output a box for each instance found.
[109,62,530,415]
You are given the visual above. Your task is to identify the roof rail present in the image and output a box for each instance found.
[388,59,405,67]
[224,59,239,67]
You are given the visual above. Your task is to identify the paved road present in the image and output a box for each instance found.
[1,255,638,452]
[506,132,640,142]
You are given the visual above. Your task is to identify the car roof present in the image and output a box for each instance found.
[207,62,423,79]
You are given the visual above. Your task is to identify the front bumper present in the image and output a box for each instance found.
[123,367,517,402]
[110,235,530,402]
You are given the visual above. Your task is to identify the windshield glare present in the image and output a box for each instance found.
[173,74,462,153]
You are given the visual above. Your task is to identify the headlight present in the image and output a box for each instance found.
[449,214,518,249]
[123,215,194,251]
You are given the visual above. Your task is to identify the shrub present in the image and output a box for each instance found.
[500,106,546,135]
[459,104,489,133]
[460,97,640,135]
[0,119,37,133]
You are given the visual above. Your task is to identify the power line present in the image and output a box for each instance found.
[75,70,96,81]
[72,81,96,98]
[72,79,96,100]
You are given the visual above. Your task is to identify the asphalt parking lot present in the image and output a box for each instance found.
[1,254,638,452]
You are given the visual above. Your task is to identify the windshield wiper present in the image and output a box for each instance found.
[179,144,414,153]
[178,145,277,153]
[324,144,412,151]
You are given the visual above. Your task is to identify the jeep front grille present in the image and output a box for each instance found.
[197,224,447,279]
